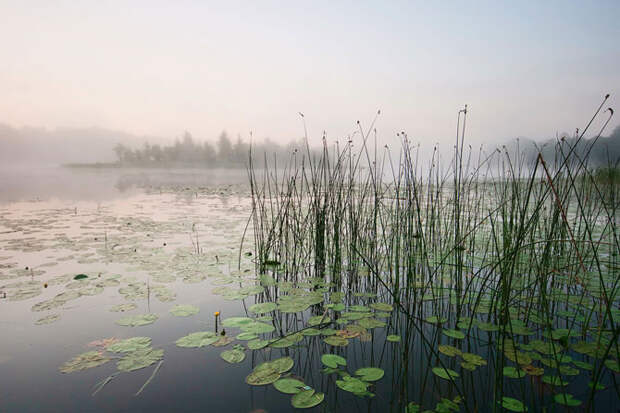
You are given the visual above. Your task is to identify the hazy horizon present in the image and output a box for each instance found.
[1,1,619,151]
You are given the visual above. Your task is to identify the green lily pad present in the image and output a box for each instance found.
[554,393,581,406]
[324,336,349,346]
[321,354,347,368]
[501,397,528,412]
[291,389,324,408]
[256,356,294,374]
[249,302,278,314]
[503,366,526,378]
[60,351,109,373]
[246,366,280,385]
[336,376,369,393]
[308,315,331,326]
[438,345,462,357]
[222,317,254,328]
[370,302,393,312]
[240,321,275,334]
[387,335,401,342]
[110,303,137,312]
[442,329,465,339]
[247,338,270,350]
[116,313,158,327]
[432,367,459,381]
[73,274,88,280]
[169,304,199,317]
[107,337,152,353]
[175,332,219,348]
[117,348,164,372]
[273,377,306,394]
[35,314,60,325]
[355,367,384,381]
[237,332,259,341]
[220,348,246,364]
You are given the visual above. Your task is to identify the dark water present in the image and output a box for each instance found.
[0,166,618,413]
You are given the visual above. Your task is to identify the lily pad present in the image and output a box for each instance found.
[432,367,459,381]
[35,314,60,325]
[175,332,218,348]
[336,376,369,394]
[442,329,465,339]
[220,348,246,364]
[249,302,277,314]
[246,367,281,385]
[291,389,324,408]
[110,303,137,312]
[117,348,164,372]
[169,304,199,317]
[273,377,306,394]
[324,336,349,347]
[247,338,270,350]
[321,354,347,368]
[116,313,158,327]
[60,351,109,373]
[387,335,401,342]
[107,337,152,353]
[554,393,581,406]
[355,367,384,381]
[501,397,528,412]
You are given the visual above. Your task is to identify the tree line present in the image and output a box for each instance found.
[113,131,304,167]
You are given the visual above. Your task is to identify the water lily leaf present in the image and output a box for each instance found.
[169,304,199,317]
[241,321,275,334]
[501,397,528,412]
[604,358,620,373]
[110,303,137,312]
[541,375,569,386]
[273,377,305,394]
[425,316,447,324]
[35,314,60,325]
[291,389,324,408]
[370,302,393,312]
[107,337,152,353]
[212,336,235,347]
[246,367,280,385]
[438,345,462,357]
[432,367,459,381]
[321,354,347,368]
[554,393,581,406]
[222,317,254,328]
[220,348,245,363]
[247,338,269,350]
[357,318,386,329]
[237,332,259,341]
[175,332,218,348]
[301,328,321,336]
[355,367,384,381]
[256,356,294,374]
[442,329,465,339]
[336,376,369,394]
[249,302,277,314]
[60,351,109,373]
[308,315,331,326]
[324,336,349,346]
[116,313,158,327]
[503,366,526,378]
[117,348,163,372]
[387,335,401,342]
[73,274,88,280]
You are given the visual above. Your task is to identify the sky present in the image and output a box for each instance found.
[1,0,619,147]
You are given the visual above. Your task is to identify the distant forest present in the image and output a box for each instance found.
[529,124,620,167]
[112,131,306,167]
